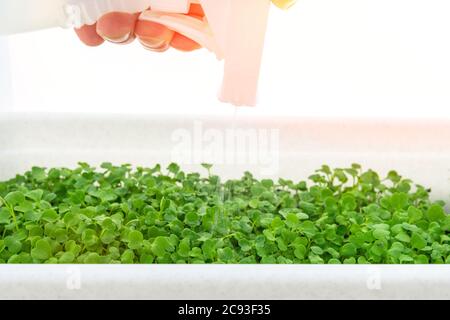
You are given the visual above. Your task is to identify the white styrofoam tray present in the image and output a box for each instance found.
[0,112,449,300]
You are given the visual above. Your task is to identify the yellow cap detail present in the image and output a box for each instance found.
[271,0,297,10]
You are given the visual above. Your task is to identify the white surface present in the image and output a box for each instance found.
[0,265,449,300]
[1,113,450,299]
[1,0,450,116]
[0,38,12,109]
[0,0,63,35]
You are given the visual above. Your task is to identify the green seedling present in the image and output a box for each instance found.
[0,163,448,264]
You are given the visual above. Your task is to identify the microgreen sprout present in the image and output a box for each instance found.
[0,163,448,264]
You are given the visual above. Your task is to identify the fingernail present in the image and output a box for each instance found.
[102,32,131,44]
[139,38,170,52]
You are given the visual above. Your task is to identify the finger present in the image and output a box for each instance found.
[119,34,137,45]
[169,12,203,52]
[189,3,205,16]
[96,12,139,44]
[135,20,174,52]
[170,33,201,52]
[74,24,104,47]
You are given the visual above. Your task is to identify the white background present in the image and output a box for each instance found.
[1,0,450,118]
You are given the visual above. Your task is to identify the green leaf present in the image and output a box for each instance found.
[127,230,144,250]
[84,252,101,264]
[238,239,253,252]
[411,232,427,250]
[31,167,46,182]
[100,229,116,245]
[310,246,323,255]
[427,205,446,222]
[357,256,368,264]
[25,189,44,202]
[41,209,59,222]
[390,193,409,210]
[4,191,25,206]
[59,252,75,264]
[308,254,324,264]
[340,243,357,257]
[65,240,81,256]
[167,163,180,174]
[185,211,199,226]
[250,185,265,197]
[370,240,387,257]
[294,244,307,259]
[343,257,356,264]
[0,208,10,224]
[285,212,300,228]
[325,247,340,258]
[372,228,390,240]
[248,199,259,209]
[201,163,213,171]
[31,239,52,260]
[328,258,341,264]
[263,229,276,241]
[82,229,98,247]
[261,255,277,264]
[388,242,404,259]
[395,232,411,243]
[178,238,191,258]
[341,194,357,211]
[202,239,217,260]
[408,206,423,222]
[387,170,401,183]
[151,236,174,257]
[4,237,22,254]
[64,211,81,228]
[399,254,414,264]
[218,247,234,262]
[415,254,429,264]
[24,210,41,222]
[121,249,135,264]
[261,179,274,189]
[128,230,144,243]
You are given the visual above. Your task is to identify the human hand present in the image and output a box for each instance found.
[75,3,204,52]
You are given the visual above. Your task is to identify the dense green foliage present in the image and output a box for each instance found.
[0,163,449,264]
